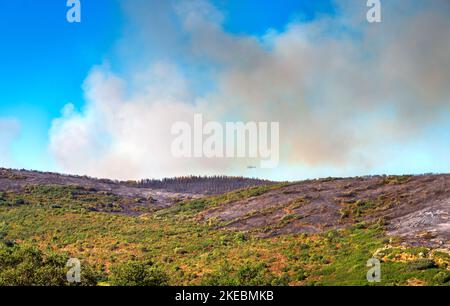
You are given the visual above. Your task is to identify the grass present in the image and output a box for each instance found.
[0,184,449,286]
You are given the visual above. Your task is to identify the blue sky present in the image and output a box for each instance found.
[0,0,332,171]
[0,0,449,180]
[215,0,334,34]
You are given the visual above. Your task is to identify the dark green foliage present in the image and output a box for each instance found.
[0,243,100,286]
[433,271,450,284]
[110,260,169,286]
[294,268,307,281]
[201,262,278,286]
[406,259,437,271]
[0,192,26,207]
[14,198,26,206]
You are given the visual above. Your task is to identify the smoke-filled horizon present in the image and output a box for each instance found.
[1,0,450,181]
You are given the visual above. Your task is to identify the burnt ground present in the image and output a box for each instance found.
[199,175,450,249]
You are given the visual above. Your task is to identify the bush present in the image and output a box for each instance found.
[234,232,248,243]
[110,260,169,286]
[200,264,236,286]
[295,268,307,281]
[0,243,100,286]
[433,271,450,284]
[201,262,276,286]
[406,259,436,271]
[14,198,26,206]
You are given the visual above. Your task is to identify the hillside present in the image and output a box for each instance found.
[0,168,274,211]
[197,175,450,248]
[0,168,449,286]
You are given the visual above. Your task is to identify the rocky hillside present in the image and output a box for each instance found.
[197,175,450,248]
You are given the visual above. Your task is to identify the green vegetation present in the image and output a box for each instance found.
[0,243,100,286]
[340,200,377,220]
[201,262,286,286]
[0,184,448,286]
[110,260,169,286]
[339,198,398,222]
[381,175,412,185]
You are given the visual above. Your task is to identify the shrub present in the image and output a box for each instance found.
[14,198,26,206]
[234,232,248,243]
[271,273,291,286]
[406,259,436,271]
[109,260,169,286]
[295,269,307,281]
[433,271,450,284]
[0,243,100,286]
[200,264,236,286]
[201,262,275,286]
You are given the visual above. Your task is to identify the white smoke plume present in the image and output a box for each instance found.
[49,0,450,180]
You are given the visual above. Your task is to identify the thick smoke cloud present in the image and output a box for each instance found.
[49,0,450,180]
